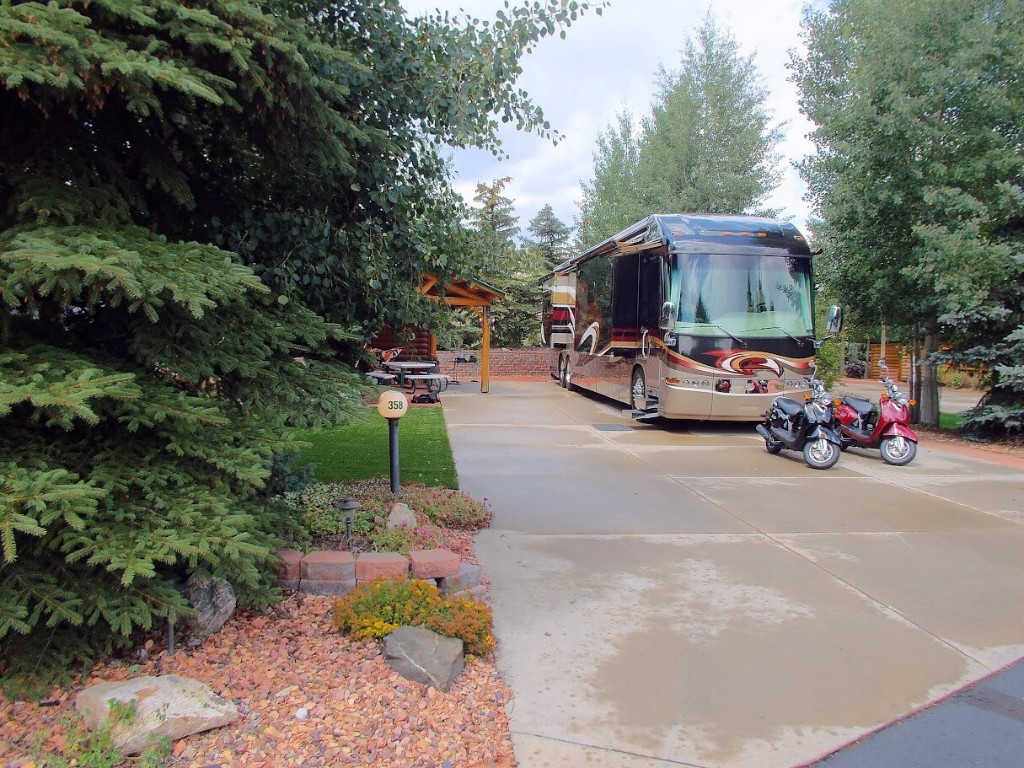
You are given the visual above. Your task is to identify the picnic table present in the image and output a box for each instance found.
[383,361,448,402]
[383,360,436,387]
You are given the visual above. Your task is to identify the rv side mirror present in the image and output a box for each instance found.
[659,301,676,330]
[826,305,843,334]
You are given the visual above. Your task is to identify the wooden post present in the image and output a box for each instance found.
[480,305,491,394]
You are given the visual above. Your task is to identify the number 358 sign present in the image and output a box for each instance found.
[377,391,408,419]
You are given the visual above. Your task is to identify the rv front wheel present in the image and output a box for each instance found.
[631,368,647,412]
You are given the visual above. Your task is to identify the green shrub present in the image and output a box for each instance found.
[368,524,417,555]
[283,480,490,535]
[281,483,477,555]
[814,338,843,388]
[367,518,472,556]
[330,479,492,530]
[333,579,494,656]
[281,483,366,538]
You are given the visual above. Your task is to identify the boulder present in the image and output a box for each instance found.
[386,502,417,530]
[383,626,465,692]
[438,562,482,595]
[183,575,236,644]
[75,675,239,755]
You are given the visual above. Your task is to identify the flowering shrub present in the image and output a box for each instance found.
[333,580,494,656]
[425,596,495,657]
[368,519,473,556]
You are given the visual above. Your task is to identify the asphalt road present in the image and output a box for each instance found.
[441,380,1024,768]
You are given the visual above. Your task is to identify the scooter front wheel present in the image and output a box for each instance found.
[803,438,840,470]
[880,435,916,466]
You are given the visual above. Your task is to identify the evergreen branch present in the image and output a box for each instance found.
[0,346,141,428]
[2,566,87,637]
[1,225,269,323]
[0,462,103,563]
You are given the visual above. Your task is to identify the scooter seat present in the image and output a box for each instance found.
[774,397,804,417]
[843,396,877,417]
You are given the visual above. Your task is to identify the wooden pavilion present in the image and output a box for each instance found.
[370,274,503,393]
[418,274,503,393]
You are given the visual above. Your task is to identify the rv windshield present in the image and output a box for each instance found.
[670,253,813,338]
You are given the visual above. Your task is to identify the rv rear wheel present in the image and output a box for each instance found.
[563,358,574,391]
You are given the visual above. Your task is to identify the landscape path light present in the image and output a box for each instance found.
[333,497,360,550]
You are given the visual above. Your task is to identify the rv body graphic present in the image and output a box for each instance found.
[541,214,819,421]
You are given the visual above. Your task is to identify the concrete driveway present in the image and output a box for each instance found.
[440,380,1024,768]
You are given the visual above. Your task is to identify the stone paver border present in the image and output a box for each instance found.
[276,548,484,599]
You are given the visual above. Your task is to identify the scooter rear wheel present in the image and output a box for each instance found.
[765,434,783,454]
[880,435,916,466]
[803,438,840,470]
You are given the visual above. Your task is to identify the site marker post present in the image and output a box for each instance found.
[377,390,408,493]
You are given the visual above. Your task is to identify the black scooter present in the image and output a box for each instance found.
[755,374,842,470]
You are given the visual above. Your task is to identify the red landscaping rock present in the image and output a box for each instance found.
[1,594,518,768]
[409,548,461,579]
[300,551,355,581]
[355,552,409,583]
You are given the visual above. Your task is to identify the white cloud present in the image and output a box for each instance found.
[402,0,816,239]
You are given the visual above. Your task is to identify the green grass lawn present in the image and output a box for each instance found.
[294,407,458,489]
[939,411,962,430]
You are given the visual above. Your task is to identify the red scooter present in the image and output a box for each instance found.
[834,362,918,465]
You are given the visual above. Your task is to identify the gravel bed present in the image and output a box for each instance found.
[0,592,516,768]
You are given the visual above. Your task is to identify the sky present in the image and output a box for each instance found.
[399,0,819,240]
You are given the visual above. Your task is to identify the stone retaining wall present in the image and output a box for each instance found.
[277,548,482,599]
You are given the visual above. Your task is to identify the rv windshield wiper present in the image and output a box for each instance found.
[710,324,747,348]
[677,322,747,348]
[751,326,810,347]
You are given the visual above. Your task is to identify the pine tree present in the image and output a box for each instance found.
[525,204,573,269]
[466,179,539,347]
[0,1,368,686]
[793,0,1024,432]
[578,13,782,247]
[0,0,602,686]
[577,110,646,246]
[638,12,782,216]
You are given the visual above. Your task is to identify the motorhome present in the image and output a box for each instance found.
[541,214,820,421]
